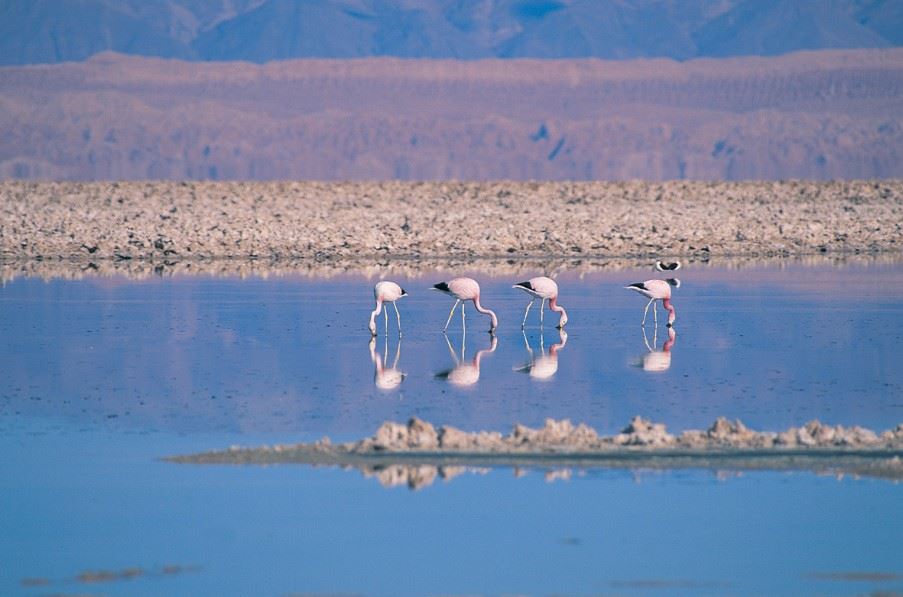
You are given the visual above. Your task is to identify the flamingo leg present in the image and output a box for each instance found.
[392,301,402,335]
[653,301,658,326]
[461,299,466,332]
[642,298,653,326]
[540,298,546,326]
[444,299,460,331]
[384,305,389,336]
[521,299,535,329]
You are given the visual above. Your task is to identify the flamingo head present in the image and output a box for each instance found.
[556,310,568,328]
[368,321,377,335]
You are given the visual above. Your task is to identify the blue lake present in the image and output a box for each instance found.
[2,259,902,596]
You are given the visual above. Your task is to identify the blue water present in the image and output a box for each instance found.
[2,261,903,596]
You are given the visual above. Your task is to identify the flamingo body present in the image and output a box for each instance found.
[513,276,568,328]
[432,277,498,333]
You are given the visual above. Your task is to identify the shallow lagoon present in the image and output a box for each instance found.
[2,260,902,596]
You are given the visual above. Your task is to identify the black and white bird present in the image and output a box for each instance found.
[655,260,682,272]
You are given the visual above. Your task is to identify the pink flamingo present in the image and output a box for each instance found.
[624,278,680,327]
[368,281,408,336]
[431,277,498,333]
[512,276,568,329]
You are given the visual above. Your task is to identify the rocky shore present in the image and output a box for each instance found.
[169,417,903,485]
[3,180,902,264]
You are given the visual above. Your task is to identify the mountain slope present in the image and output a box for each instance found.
[2,50,901,181]
[3,0,903,65]
[694,0,891,57]
[0,0,193,65]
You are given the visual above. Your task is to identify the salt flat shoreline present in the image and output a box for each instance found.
[169,417,903,484]
[2,181,902,265]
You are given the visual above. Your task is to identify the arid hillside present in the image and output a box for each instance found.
[1,50,902,180]
[3,0,901,65]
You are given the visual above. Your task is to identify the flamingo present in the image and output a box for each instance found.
[512,276,568,329]
[368,281,407,336]
[624,277,680,327]
[431,277,498,333]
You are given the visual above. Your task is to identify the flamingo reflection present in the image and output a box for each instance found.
[435,332,498,387]
[514,329,568,381]
[369,336,406,390]
[636,326,677,372]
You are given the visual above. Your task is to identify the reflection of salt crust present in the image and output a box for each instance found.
[170,417,903,484]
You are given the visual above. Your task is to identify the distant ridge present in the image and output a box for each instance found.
[2,0,902,65]
[1,50,902,181]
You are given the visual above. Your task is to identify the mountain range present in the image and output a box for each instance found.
[2,0,902,65]
[2,49,901,181]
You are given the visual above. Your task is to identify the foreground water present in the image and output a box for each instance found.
[2,260,902,596]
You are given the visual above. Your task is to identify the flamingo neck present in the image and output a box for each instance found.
[369,298,383,327]
[550,297,567,317]
[472,296,498,330]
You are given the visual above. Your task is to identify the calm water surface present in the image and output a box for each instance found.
[2,261,902,596]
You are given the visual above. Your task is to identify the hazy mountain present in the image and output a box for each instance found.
[694,0,891,57]
[2,0,903,65]
[2,50,901,181]
[0,0,192,65]
[0,0,268,65]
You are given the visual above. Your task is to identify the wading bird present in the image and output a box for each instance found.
[655,260,682,272]
[431,277,498,333]
[512,276,568,329]
[624,278,680,327]
[368,281,407,336]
